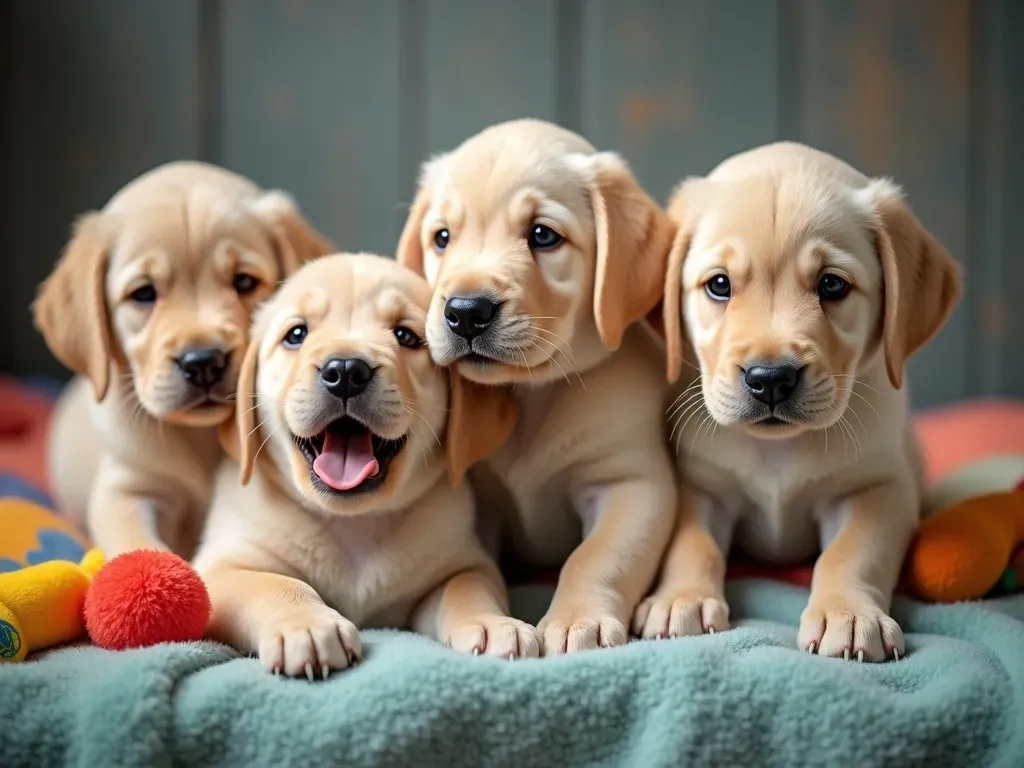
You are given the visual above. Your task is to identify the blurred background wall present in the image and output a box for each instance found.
[2,0,1021,410]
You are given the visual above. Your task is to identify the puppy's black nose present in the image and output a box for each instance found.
[444,296,497,340]
[743,363,803,408]
[320,357,375,400]
[176,348,227,389]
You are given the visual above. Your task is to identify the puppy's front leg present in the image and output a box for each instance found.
[799,480,918,662]
[201,564,361,678]
[540,472,676,655]
[413,561,540,659]
[632,486,732,639]
[87,458,173,556]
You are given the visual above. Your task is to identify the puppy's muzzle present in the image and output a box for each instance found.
[444,295,498,340]
[175,347,229,390]
[320,357,375,401]
[742,361,805,409]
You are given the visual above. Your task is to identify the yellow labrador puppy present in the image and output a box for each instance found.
[193,254,531,677]
[35,161,331,558]
[398,119,678,655]
[637,142,961,662]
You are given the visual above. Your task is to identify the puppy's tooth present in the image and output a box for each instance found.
[305,662,315,681]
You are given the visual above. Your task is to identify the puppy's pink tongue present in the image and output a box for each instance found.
[313,430,378,491]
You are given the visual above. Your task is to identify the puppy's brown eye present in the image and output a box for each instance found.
[394,326,424,349]
[129,284,157,304]
[818,274,850,301]
[433,229,450,252]
[704,275,731,302]
[283,324,308,349]
[527,224,563,251]
[233,273,260,295]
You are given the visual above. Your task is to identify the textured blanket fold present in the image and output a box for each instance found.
[3,580,1023,768]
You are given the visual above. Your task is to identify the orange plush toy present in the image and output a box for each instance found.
[907,477,1024,602]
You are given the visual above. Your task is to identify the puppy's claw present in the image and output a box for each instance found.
[856,649,864,663]
[305,663,315,682]
[472,647,480,656]
[506,652,515,661]
[806,642,816,655]
[707,627,715,635]
[892,648,901,662]
[843,648,851,661]
[322,664,331,680]
[272,666,281,677]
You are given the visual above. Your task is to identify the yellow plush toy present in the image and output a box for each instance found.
[0,497,105,662]
[0,548,103,661]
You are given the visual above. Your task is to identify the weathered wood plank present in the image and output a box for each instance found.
[5,0,201,377]
[798,0,971,408]
[221,0,401,253]
[580,0,783,203]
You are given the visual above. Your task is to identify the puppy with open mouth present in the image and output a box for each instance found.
[193,253,533,677]
[635,142,961,662]
[35,161,331,558]
[398,119,679,655]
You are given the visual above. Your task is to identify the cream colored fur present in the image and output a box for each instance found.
[640,142,961,662]
[398,119,679,655]
[193,254,532,677]
[36,161,332,558]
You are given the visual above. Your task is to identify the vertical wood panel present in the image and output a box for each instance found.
[5,0,201,377]
[972,0,1024,397]
[416,0,559,155]
[580,0,782,203]
[221,0,400,254]
[798,0,971,409]
[1002,3,1024,395]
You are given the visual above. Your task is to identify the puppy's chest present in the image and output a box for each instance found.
[686,436,845,563]
[300,512,462,627]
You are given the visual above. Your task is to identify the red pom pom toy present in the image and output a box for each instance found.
[84,550,211,650]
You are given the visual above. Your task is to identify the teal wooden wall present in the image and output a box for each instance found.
[4,0,1021,410]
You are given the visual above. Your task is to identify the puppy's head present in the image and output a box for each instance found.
[663,143,961,439]
[397,119,674,385]
[226,254,514,516]
[33,164,332,427]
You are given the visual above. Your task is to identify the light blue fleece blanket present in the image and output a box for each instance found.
[2,580,1023,768]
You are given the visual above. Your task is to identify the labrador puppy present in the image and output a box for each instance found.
[35,161,332,558]
[192,253,532,676]
[636,142,961,661]
[398,119,679,655]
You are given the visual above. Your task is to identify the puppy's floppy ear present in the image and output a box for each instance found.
[445,372,516,486]
[859,179,962,390]
[661,178,702,384]
[251,191,334,276]
[397,155,448,277]
[587,152,676,352]
[218,332,262,485]
[397,186,431,277]
[32,213,114,401]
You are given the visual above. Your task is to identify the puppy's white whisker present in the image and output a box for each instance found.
[405,405,442,450]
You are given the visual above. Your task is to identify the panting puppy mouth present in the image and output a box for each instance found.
[293,416,407,495]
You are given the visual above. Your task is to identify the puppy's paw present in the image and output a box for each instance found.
[446,615,541,659]
[538,611,628,656]
[799,593,904,663]
[632,591,730,639]
[257,605,362,679]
